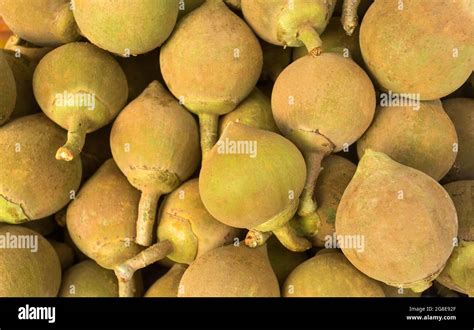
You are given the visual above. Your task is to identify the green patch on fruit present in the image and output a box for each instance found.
[325,208,336,224]
[0,195,28,224]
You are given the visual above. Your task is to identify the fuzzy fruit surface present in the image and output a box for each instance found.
[360,0,474,100]
[336,150,458,291]
[145,264,187,297]
[443,181,473,242]
[0,52,16,125]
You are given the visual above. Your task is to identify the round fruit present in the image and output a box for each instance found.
[0,51,16,125]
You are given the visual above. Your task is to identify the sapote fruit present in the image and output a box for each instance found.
[33,42,128,162]
[0,0,80,46]
[219,88,279,135]
[359,0,474,100]
[111,81,200,246]
[272,52,375,237]
[0,114,82,223]
[0,225,61,297]
[283,250,385,297]
[260,40,292,82]
[442,98,474,182]
[200,122,311,252]
[0,51,16,125]
[178,243,280,297]
[145,264,187,297]
[4,36,53,66]
[160,0,262,157]
[267,235,308,285]
[59,260,119,297]
[73,0,178,56]
[336,150,458,292]
[357,99,458,181]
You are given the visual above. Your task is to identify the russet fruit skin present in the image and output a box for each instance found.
[336,150,458,292]
[0,0,80,46]
[0,226,61,297]
[443,181,473,242]
[33,42,128,162]
[73,0,178,56]
[357,100,458,181]
[178,244,280,297]
[360,0,474,100]
[0,51,16,125]
[442,98,474,182]
[144,264,187,297]
[283,250,385,297]
[0,114,82,223]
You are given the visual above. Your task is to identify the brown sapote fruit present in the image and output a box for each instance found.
[49,240,75,270]
[272,52,375,237]
[59,260,119,297]
[0,0,80,46]
[241,0,336,55]
[111,81,200,246]
[442,98,474,182]
[0,114,82,223]
[0,225,61,297]
[200,122,311,251]
[267,235,308,285]
[283,250,384,297]
[145,264,187,297]
[261,40,292,82]
[178,243,280,297]
[336,150,458,292]
[160,0,262,158]
[33,42,128,162]
[73,0,178,56]
[360,0,474,100]
[357,99,458,181]
[0,51,16,125]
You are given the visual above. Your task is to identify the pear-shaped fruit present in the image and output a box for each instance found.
[357,100,458,181]
[0,114,82,224]
[160,0,262,158]
[360,0,474,100]
[59,260,119,297]
[178,244,280,297]
[200,122,311,251]
[49,240,74,270]
[267,235,308,285]
[0,51,16,125]
[0,225,61,297]
[261,41,292,82]
[111,81,200,246]
[442,98,474,182]
[33,42,128,162]
[272,53,375,238]
[336,150,458,292]
[283,250,385,297]
[241,0,336,55]
[145,264,187,297]
[0,0,80,46]
[73,0,178,56]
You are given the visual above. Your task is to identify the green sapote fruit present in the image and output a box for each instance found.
[0,51,16,125]
[0,114,82,224]
[160,0,263,158]
[145,264,187,297]
[241,0,336,55]
[73,0,178,56]
[200,122,311,252]
[360,0,474,100]
[283,250,385,297]
[442,98,474,182]
[267,235,308,285]
[261,40,292,82]
[178,243,280,297]
[111,81,200,247]
[272,52,375,238]
[33,42,128,162]
[336,150,458,292]
[0,0,80,46]
[0,225,61,297]
[59,260,119,297]
[178,0,205,19]
[219,88,279,135]
[49,240,75,270]
[357,99,458,181]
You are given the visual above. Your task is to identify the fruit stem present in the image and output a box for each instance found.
[136,190,162,246]
[244,229,273,248]
[55,120,87,161]
[272,222,312,252]
[117,277,137,298]
[199,113,219,159]
[341,0,361,36]
[297,25,323,57]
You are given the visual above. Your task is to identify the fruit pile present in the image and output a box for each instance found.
[0,0,472,298]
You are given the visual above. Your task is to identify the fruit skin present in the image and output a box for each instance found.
[0,114,82,223]
[178,244,280,297]
[111,81,200,246]
[443,181,473,242]
[336,150,458,292]
[267,235,308,285]
[33,42,128,162]
[0,0,80,46]
[0,51,16,125]
[59,260,119,297]
[73,0,178,56]
[49,240,74,270]
[442,98,474,182]
[66,159,143,270]
[283,250,385,297]
[357,99,458,181]
[0,225,61,297]
[360,0,474,100]
[145,264,187,297]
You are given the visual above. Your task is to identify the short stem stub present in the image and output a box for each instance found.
[244,229,273,248]
[117,276,137,298]
[56,120,87,161]
[297,25,323,57]
[272,222,312,252]
[136,190,162,246]
[198,113,219,159]
[341,0,361,36]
